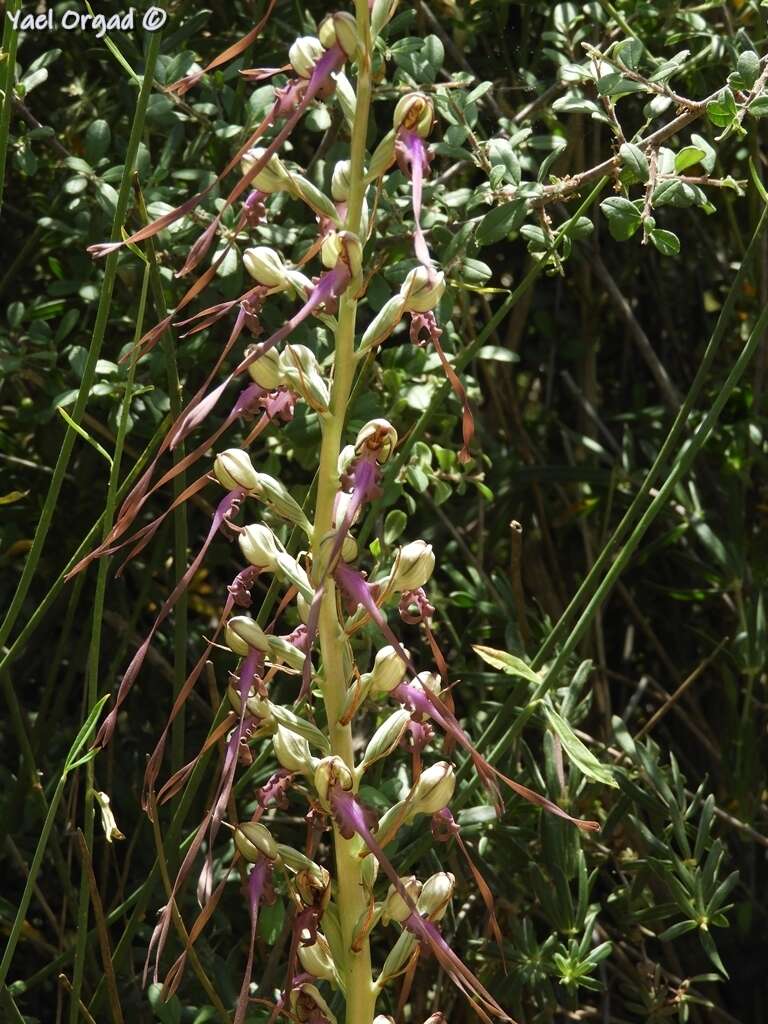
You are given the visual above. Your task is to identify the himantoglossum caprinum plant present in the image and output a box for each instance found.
[74,5,602,1022]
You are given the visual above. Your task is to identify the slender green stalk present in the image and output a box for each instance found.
[460,200,768,779]
[311,6,377,1021]
[480,261,768,772]
[0,985,26,1024]
[0,415,168,681]
[0,0,21,211]
[69,257,152,1021]
[0,28,162,664]
[135,183,189,775]
[88,698,232,1015]
[0,696,108,988]
[0,672,77,908]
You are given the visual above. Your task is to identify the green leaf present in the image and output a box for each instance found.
[476,200,526,246]
[619,142,648,182]
[674,146,706,172]
[472,645,542,684]
[258,899,285,945]
[85,119,111,163]
[737,50,760,89]
[616,38,643,70]
[543,703,618,787]
[699,927,728,977]
[658,919,698,942]
[148,983,182,1024]
[748,96,768,118]
[649,228,681,256]
[652,179,695,208]
[57,407,114,467]
[597,73,646,97]
[690,133,716,173]
[455,258,492,285]
[649,50,690,83]
[487,138,521,185]
[384,509,408,544]
[600,196,642,240]
[64,695,110,773]
[707,88,737,128]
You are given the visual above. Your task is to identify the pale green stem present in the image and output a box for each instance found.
[69,237,152,1023]
[311,6,377,1022]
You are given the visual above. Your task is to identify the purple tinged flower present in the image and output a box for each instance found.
[235,856,274,1024]
[92,488,247,750]
[328,785,511,1023]
[393,94,436,268]
[88,42,346,262]
[395,128,434,267]
[170,259,350,450]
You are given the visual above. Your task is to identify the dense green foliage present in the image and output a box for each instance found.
[2,1,768,1022]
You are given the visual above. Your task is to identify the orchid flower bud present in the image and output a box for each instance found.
[417,871,455,922]
[240,146,292,193]
[371,0,398,37]
[314,755,354,803]
[355,418,398,463]
[235,821,279,863]
[245,345,285,390]
[94,791,124,843]
[394,92,434,138]
[409,761,455,816]
[227,683,272,723]
[296,592,311,624]
[369,645,409,693]
[337,230,363,278]
[277,843,325,874]
[390,540,435,592]
[291,983,337,1024]
[290,173,342,224]
[319,528,358,567]
[243,245,289,288]
[273,550,314,602]
[338,444,357,476]
[359,293,406,352]
[400,266,446,313]
[331,159,352,201]
[295,864,331,909]
[214,448,259,491]
[318,12,360,59]
[225,614,269,656]
[379,930,417,986]
[251,474,313,535]
[321,231,342,270]
[423,1014,448,1024]
[374,1018,397,1024]
[239,523,283,570]
[381,875,422,924]
[360,709,411,771]
[273,724,315,775]
[298,931,338,983]
[413,671,442,696]
[289,35,325,79]
[367,129,396,181]
[280,344,330,411]
[334,69,356,128]
[266,634,306,671]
